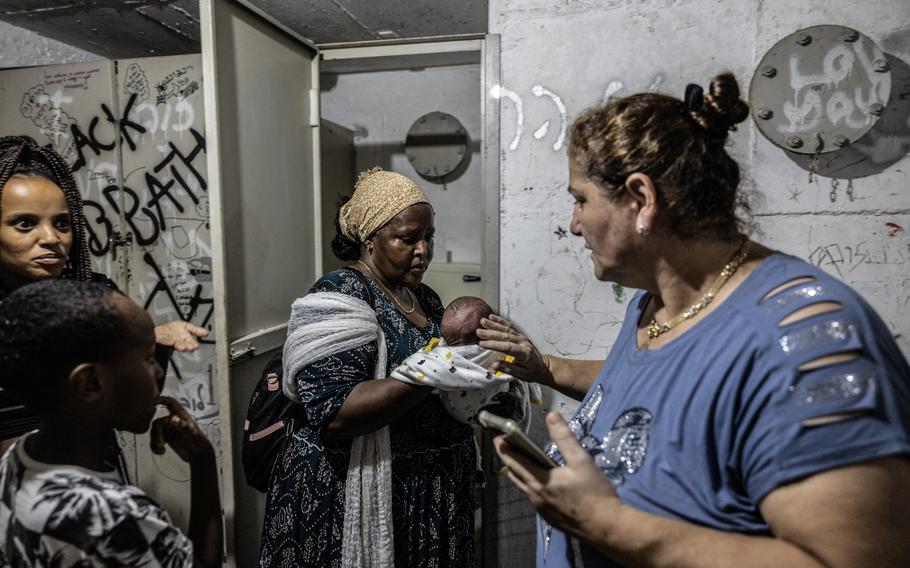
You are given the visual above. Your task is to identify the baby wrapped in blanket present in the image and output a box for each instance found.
[391,296,541,430]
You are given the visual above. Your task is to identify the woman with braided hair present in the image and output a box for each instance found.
[0,135,208,455]
[478,73,910,566]
[0,135,93,286]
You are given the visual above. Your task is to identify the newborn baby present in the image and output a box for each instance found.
[439,297,522,419]
[440,296,494,346]
[392,296,540,428]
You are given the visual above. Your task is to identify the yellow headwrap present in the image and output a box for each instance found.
[339,167,432,243]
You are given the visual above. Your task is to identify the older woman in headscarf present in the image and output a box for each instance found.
[258,168,476,568]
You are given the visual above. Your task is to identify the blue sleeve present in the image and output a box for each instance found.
[738,291,910,503]
[294,269,378,431]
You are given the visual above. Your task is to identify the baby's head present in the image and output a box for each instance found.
[0,279,164,433]
[441,296,493,346]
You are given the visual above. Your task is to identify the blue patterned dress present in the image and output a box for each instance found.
[259,267,476,568]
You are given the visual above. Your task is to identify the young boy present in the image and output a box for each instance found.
[0,280,222,567]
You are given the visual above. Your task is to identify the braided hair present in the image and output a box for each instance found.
[0,135,92,282]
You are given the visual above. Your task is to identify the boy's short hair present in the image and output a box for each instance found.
[0,280,131,413]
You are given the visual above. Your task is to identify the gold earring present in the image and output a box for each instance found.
[637,224,646,236]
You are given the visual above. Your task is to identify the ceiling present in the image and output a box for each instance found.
[0,0,487,59]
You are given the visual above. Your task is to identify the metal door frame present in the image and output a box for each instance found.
[320,35,502,567]
[202,16,501,563]
[200,1,321,563]
[319,34,502,310]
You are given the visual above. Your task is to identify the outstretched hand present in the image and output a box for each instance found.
[150,396,214,466]
[494,411,621,540]
[477,314,553,386]
[155,320,209,352]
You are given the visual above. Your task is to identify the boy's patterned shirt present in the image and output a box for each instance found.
[0,434,193,567]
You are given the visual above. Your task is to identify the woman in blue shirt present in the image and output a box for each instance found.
[478,73,910,567]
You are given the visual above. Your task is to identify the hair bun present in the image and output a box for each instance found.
[704,73,750,131]
[687,73,749,139]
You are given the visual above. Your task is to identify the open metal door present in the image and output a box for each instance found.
[318,34,500,309]
[199,1,321,564]
[319,34,502,567]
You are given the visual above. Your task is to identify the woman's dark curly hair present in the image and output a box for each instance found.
[569,72,750,241]
[0,135,92,281]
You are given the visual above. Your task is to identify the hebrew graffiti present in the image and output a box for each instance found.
[133,99,197,136]
[20,84,79,159]
[52,60,215,412]
[808,239,906,279]
[155,64,199,105]
[531,85,567,151]
[490,84,524,151]
[496,74,665,152]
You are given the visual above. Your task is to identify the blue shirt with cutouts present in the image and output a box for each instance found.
[539,253,910,567]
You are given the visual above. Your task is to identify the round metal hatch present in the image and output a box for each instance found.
[405,111,468,179]
[750,25,892,155]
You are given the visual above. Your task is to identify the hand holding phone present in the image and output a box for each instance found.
[477,410,557,468]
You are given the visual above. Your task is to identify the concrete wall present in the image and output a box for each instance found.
[488,0,910,565]
[321,65,483,264]
[0,21,101,69]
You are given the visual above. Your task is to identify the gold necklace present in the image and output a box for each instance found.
[646,239,752,342]
[355,260,417,314]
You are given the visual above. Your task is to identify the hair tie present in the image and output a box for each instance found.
[684,83,705,114]
[18,143,32,163]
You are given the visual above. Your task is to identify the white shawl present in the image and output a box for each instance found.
[282,292,394,568]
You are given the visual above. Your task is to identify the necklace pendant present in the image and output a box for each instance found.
[646,320,662,339]
[644,239,752,342]
[355,260,417,314]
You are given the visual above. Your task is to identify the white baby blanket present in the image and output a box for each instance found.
[391,339,543,431]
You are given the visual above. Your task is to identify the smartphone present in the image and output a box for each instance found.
[477,410,557,469]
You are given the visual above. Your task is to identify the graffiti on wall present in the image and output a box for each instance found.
[493,74,669,362]
[0,56,217,520]
[490,73,665,152]
[116,58,218,453]
[491,83,568,151]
